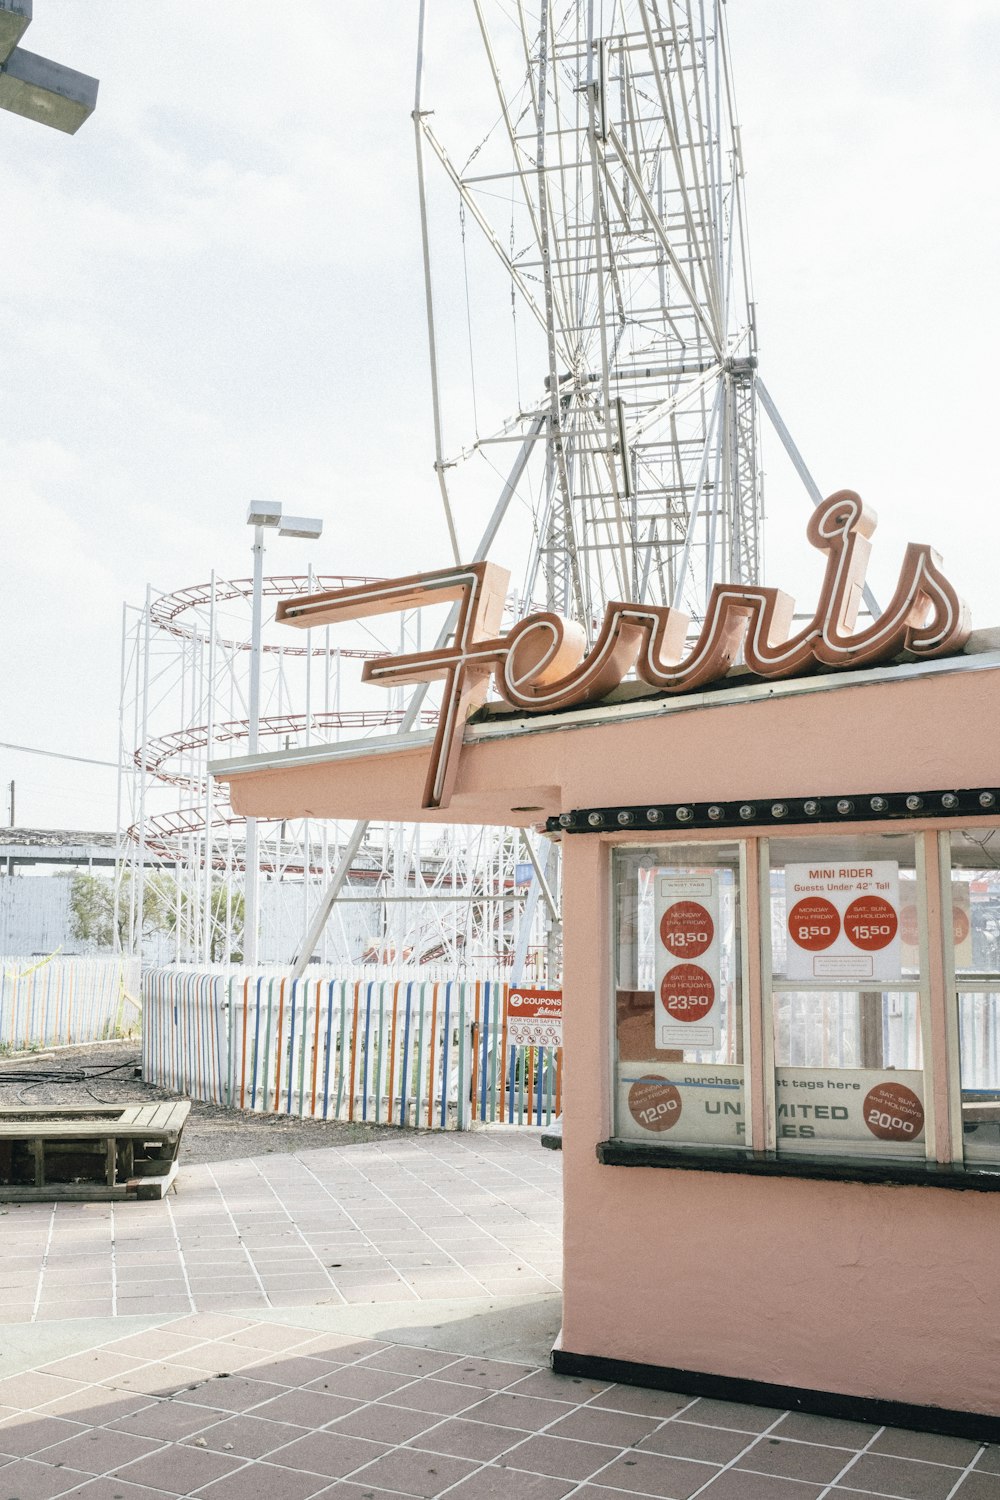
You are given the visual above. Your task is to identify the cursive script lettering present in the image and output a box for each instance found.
[276,492,970,809]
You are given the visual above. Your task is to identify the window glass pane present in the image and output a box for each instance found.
[614,844,744,1148]
[949,830,1000,1165]
[957,994,1000,1164]
[768,834,926,1159]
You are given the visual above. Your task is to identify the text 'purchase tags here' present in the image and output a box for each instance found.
[654,874,724,1051]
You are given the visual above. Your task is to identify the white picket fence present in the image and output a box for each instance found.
[0,956,140,1050]
[142,969,562,1130]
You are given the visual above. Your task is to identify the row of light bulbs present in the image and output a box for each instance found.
[549,789,999,834]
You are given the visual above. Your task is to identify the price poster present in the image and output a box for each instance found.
[618,1065,744,1145]
[654,874,721,1049]
[774,1067,925,1154]
[785,860,901,980]
[899,878,972,969]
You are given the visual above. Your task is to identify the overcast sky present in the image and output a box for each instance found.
[1,1,997,831]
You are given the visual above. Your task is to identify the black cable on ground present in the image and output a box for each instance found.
[0,1062,137,1085]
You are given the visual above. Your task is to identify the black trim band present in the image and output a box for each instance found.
[596,1139,1000,1190]
[547,786,999,834]
[550,1348,1000,1442]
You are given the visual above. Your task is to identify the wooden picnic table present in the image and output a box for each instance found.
[0,1101,190,1202]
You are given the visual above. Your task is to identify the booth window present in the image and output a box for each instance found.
[608,826,1000,1179]
[764,834,929,1162]
[945,829,1000,1167]
[613,844,746,1149]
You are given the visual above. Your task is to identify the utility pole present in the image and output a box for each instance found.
[243,502,323,968]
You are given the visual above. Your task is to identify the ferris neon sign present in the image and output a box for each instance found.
[277,491,970,810]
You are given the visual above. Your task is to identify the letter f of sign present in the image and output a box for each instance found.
[275,563,510,810]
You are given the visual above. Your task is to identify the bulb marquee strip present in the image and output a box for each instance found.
[546,787,1000,835]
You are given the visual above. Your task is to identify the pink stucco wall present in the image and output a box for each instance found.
[224,664,1000,830]
[217,656,1000,1413]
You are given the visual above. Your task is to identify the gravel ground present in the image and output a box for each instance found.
[0,1040,407,1163]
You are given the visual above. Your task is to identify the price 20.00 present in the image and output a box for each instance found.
[867,1108,915,1134]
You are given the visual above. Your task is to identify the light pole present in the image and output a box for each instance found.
[0,2,99,134]
[243,502,323,968]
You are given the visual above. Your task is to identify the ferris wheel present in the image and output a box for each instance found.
[414,0,848,631]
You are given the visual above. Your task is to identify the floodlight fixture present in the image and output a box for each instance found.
[241,497,324,969]
[0,2,30,66]
[278,514,323,540]
[0,0,99,134]
[0,47,98,135]
[246,500,282,528]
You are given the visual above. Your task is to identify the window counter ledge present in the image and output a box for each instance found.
[596,1140,1000,1191]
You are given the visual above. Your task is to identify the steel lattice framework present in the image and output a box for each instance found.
[118,6,844,980]
[117,577,556,975]
[416,0,763,628]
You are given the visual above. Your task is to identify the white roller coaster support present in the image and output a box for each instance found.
[289,415,548,979]
[201,571,216,963]
[755,375,881,619]
[414,0,461,565]
[243,528,265,968]
[510,838,556,988]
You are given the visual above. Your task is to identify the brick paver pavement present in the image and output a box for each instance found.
[0,1132,996,1498]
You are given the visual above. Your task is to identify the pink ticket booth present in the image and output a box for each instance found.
[213,494,1000,1439]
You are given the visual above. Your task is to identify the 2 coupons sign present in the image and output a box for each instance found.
[654,874,722,1049]
[506,988,562,1047]
[785,861,901,980]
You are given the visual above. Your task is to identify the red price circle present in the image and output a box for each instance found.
[628,1078,682,1132]
[844,895,898,951]
[863,1081,924,1142]
[659,900,714,959]
[788,897,840,952]
[659,963,715,1023]
[901,902,967,949]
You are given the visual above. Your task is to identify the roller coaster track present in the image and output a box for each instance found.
[149,574,384,657]
[134,708,439,789]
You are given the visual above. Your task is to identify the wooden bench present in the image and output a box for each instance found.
[0,1102,191,1201]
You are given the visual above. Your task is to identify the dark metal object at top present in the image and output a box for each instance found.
[0,0,98,134]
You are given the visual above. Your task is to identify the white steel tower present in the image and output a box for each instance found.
[415,0,763,628]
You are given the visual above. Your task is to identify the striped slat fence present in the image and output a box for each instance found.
[0,956,140,1051]
[141,970,562,1130]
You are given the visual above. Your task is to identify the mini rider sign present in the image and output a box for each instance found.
[785,861,901,980]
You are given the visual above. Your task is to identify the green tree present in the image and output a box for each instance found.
[70,871,176,951]
[174,881,246,963]
[71,872,245,960]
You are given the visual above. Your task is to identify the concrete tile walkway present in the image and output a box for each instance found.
[0,1134,562,1325]
[0,1132,996,1499]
